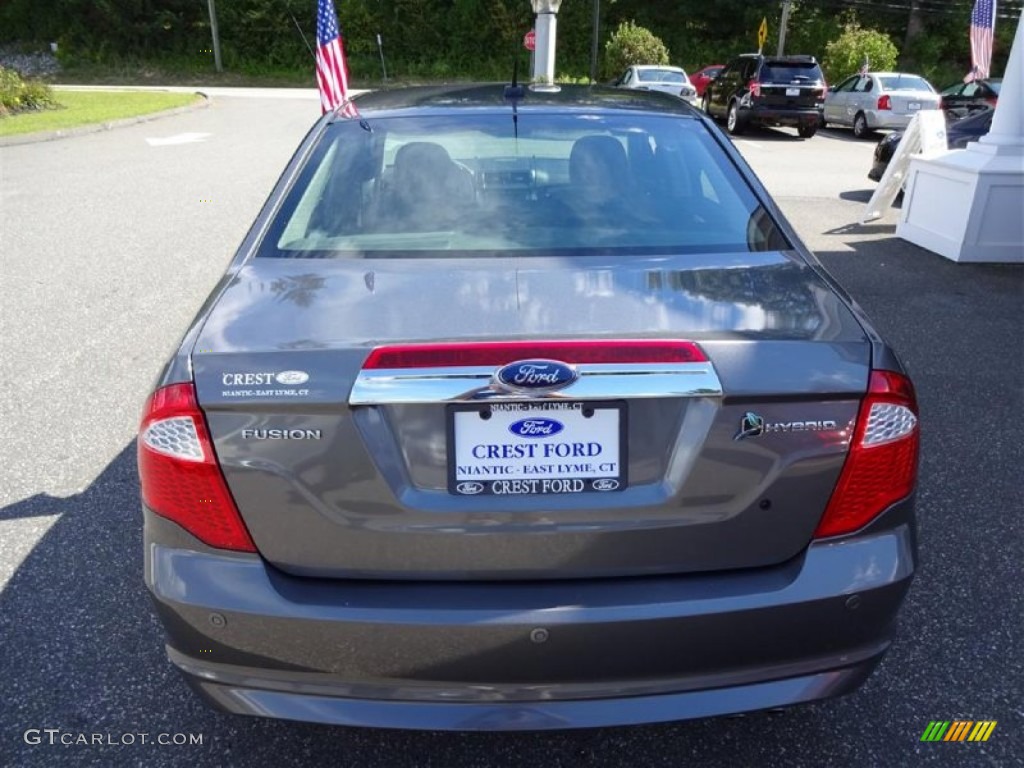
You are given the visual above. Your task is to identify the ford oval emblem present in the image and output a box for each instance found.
[509,418,564,439]
[592,479,620,491]
[275,370,309,385]
[456,481,484,495]
[494,359,577,393]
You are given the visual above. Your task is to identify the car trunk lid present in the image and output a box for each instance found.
[886,90,941,118]
[192,253,870,580]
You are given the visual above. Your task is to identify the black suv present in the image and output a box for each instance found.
[703,54,826,138]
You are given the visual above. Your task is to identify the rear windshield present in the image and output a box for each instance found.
[637,69,685,83]
[878,75,934,92]
[760,62,822,83]
[258,112,788,259]
[989,80,1001,94]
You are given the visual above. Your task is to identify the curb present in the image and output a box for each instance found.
[0,91,211,147]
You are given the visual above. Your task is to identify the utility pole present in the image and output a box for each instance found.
[207,0,223,72]
[777,0,792,58]
[590,0,600,83]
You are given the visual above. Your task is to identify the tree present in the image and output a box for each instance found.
[823,23,899,84]
[900,0,926,68]
[604,21,669,78]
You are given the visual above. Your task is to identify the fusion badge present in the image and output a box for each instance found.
[241,429,321,440]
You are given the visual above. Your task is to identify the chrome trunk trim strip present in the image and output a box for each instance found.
[349,363,723,405]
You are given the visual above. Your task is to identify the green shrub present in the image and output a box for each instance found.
[0,65,59,116]
[822,23,898,84]
[20,79,57,108]
[604,21,669,78]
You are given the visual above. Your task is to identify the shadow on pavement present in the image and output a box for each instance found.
[822,222,896,236]
[726,125,804,142]
[837,189,874,204]
[0,444,213,765]
[815,127,890,144]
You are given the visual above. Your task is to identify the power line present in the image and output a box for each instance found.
[809,0,1021,17]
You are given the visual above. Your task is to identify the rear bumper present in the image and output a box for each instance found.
[866,110,916,130]
[145,503,916,730]
[177,654,881,730]
[744,105,822,127]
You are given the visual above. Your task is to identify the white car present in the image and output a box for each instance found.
[613,65,698,105]
[822,71,940,138]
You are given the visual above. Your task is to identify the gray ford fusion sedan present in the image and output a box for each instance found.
[139,84,919,731]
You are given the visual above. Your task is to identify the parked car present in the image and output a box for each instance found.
[613,64,698,104]
[689,64,725,97]
[140,83,920,731]
[822,72,940,138]
[703,53,826,138]
[868,106,994,181]
[939,78,1001,120]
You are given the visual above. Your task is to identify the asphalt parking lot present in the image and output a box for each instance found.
[1,92,1021,767]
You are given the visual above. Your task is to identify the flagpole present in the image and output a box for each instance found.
[377,33,388,81]
[289,12,317,62]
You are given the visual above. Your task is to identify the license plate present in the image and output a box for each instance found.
[908,102,921,110]
[448,401,626,495]
[786,87,800,96]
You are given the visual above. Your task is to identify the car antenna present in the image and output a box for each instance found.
[505,55,525,142]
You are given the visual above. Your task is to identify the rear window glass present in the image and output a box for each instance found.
[760,63,822,82]
[878,75,934,92]
[259,112,788,259]
[637,69,685,83]
[988,80,1001,94]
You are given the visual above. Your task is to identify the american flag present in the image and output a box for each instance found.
[964,0,997,82]
[316,0,351,114]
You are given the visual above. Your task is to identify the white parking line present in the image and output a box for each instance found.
[146,132,212,146]
[734,139,764,150]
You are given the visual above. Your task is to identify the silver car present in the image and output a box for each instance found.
[614,64,698,104]
[139,84,920,731]
[822,71,940,137]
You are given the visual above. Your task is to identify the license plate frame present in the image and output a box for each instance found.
[447,400,628,496]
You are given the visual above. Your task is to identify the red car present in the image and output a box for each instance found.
[689,64,725,97]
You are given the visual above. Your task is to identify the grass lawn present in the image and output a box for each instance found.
[0,89,202,137]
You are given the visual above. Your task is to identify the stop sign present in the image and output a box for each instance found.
[524,29,536,52]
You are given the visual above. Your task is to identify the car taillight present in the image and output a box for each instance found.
[362,340,708,368]
[748,79,761,97]
[985,97,998,107]
[138,382,256,552]
[878,94,892,110]
[814,370,919,539]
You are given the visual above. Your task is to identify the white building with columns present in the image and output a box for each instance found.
[897,17,1024,263]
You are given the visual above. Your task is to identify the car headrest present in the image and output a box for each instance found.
[569,135,629,200]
